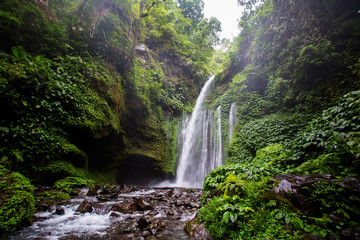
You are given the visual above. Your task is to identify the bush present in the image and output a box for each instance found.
[0,165,36,233]
[287,89,360,177]
[53,176,90,194]
[227,113,307,164]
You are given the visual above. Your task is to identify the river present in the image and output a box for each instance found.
[3,186,203,240]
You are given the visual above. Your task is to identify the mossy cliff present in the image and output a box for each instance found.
[0,0,219,231]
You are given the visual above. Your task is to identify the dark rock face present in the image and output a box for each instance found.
[268,174,360,238]
[268,174,360,215]
[55,206,65,215]
[185,213,212,239]
[268,174,334,216]
[75,200,94,213]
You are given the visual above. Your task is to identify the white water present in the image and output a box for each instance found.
[228,102,237,142]
[174,76,224,188]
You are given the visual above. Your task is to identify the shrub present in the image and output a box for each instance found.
[0,165,36,233]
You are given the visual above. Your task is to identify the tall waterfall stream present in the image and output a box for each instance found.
[174,76,224,188]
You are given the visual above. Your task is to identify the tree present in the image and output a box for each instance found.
[178,0,204,25]
[122,0,164,73]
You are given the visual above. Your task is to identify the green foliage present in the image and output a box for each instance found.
[287,90,360,177]
[201,89,360,239]
[227,113,307,163]
[0,165,36,233]
[0,48,124,184]
[200,178,306,240]
[53,176,91,194]
[217,174,246,198]
[36,190,71,203]
[0,0,68,57]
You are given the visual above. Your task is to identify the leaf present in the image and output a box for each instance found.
[292,217,304,229]
[285,214,291,224]
[230,212,238,223]
[223,211,230,224]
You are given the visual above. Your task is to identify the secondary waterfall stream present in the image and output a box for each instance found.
[174,76,224,188]
[228,102,237,143]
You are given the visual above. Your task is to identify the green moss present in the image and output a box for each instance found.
[217,174,246,198]
[0,165,36,233]
[36,190,71,206]
[53,176,91,194]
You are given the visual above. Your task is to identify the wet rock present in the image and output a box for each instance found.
[111,201,138,214]
[55,206,65,215]
[96,195,109,201]
[340,178,360,193]
[33,215,51,222]
[76,200,93,213]
[109,193,119,199]
[341,230,353,239]
[185,213,212,239]
[168,188,182,198]
[38,232,52,237]
[154,211,167,218]
[110,212,121,218]
[86,187,98,196]
[141,230,152,237]
[125,233,136,239]
[267,174,334,216]
[87,183,100,196]
[99,187,112,195]
[204,188,221,203]
[136,198,154,211]
[147,210,158,216]
[145,236,157,240]
[138,217,151,229]
[36,202,53,212]
[124,222,138,233]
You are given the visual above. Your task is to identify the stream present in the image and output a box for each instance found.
[3,186,203,240]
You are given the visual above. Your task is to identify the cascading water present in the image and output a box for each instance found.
[228,102,237,142]
[175,76,224,188]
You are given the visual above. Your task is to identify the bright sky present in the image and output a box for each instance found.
[203,0,243,41]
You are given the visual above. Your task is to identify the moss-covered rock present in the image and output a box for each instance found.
[53,176,91,195]
[0,165,36,233]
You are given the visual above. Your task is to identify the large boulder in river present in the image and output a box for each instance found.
[112,201,138,213]
[76,200,93,213]
[135,199,154,211]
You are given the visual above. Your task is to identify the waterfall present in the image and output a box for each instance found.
[175,76,224,188]
[228,102,237,142]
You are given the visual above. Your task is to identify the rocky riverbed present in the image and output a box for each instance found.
[3,185,209,240]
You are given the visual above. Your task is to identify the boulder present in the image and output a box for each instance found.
[268,174,360,219]
[55,206,65,215]
[141,230,152,237]
[110,212,121,218]
[184,212,212,239]
[135,199,154,211]
[111,201,138,214]
[86,187,98,196]
[76,200,93,213]
[138,217,151,229]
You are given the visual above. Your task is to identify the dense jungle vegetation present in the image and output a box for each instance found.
[1,0,360,239]
[200,0,360,239]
